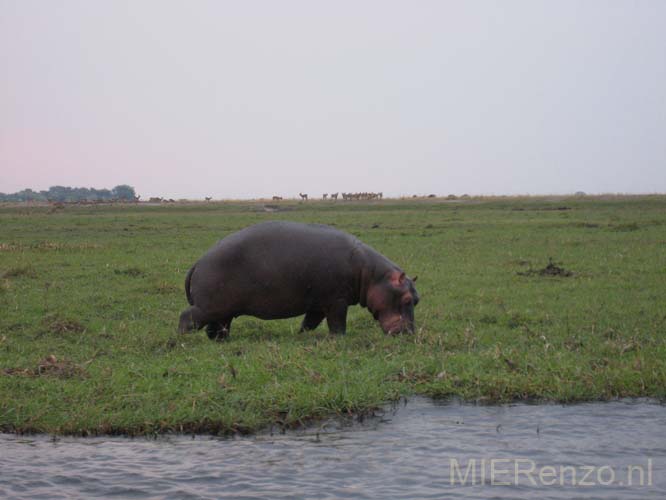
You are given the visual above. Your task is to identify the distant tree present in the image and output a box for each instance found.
[73,187,90,200]
[11,188,45,201]
[95,188,113,200]
[111,184,136,200]
[47,185,71,201]
[1,185,138,202]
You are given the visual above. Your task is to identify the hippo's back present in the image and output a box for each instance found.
[210,221,359,262]
[190,222,363,318]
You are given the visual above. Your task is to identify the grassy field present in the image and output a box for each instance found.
[1,196,665,435]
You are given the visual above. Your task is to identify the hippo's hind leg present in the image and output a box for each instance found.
[178,306,207,334]
[206,318,233,341]
[300,310,325,332]
[325,300,348,335]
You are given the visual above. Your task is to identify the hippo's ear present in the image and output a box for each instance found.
[390,271,406,288]
[412,275,418,282]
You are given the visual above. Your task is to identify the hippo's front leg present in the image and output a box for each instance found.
[326,300,348,335]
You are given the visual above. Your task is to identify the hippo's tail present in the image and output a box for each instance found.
[184,264,195,305]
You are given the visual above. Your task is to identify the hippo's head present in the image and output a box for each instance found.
[366,271,419,334]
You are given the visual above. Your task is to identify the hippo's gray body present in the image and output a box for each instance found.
[178,221,419,339]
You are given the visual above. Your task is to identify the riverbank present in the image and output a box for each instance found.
[2,398,665,499]
[1,197,665,435]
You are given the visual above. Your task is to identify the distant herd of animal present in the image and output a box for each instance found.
[151,192,445,202]
[272,192,384,201]
[42,193,452,207]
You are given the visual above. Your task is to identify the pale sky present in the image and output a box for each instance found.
[1,0,665,199]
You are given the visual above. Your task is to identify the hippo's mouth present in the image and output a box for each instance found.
[380,315,414,335]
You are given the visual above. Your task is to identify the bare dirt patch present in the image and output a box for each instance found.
[40,314,87,335]
[570,222,601,229]
[155,281,179,294]
[1,266,37,279]
[0,241,103,252]
[114,267,145,277]
[2,355,88,379]
[518,258,574,277]
[609,222,640,232]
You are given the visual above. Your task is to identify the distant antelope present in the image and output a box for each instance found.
[205,197,212,202]
[322,193,328,200]
[299,193,308,201]
[272,196,283,201]
[331,192,338,200]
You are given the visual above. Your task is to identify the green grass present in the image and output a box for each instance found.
[1,196,665,435]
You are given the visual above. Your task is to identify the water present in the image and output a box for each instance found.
[1,398,665,499]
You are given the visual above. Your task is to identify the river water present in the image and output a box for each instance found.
[1,398,664,499]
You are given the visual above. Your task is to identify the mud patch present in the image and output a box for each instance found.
[609,222,640,232]
[40,313,87,335]
[2,355,88,379]
[479,314,498,325]
[570,222,600,229]
[517,258,574,277]
[513,206,571,212]
[114,267,145,277]
[259,204,294,213]
[1,266,37,279]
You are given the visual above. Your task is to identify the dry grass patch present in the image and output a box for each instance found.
[2,354,88,379]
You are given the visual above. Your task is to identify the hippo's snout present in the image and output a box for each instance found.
[380,314,415,335]
[178,306,204,334]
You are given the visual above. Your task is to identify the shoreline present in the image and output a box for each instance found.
[2,395,664,438]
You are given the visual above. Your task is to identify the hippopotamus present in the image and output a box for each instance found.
[178,221,419,340]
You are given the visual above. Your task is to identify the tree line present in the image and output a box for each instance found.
[0,185,138,202]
